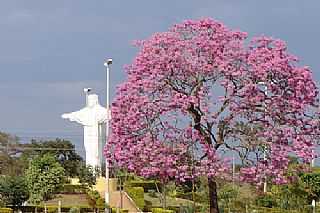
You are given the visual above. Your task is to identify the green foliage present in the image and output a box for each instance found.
[218,183,239,210]
[257,170,320,211]
[111,208,129,213]
[148,190,157,198]
[176,205,195,213]
[126,180,161,192]
[269,183,308,210]
[256,194,277,208]
[25,154,65,204]
[218,184,238,200]
[175,181,193,200]
[18,205,95,212]
[21,139,83,177]
[299,172,320,201]
[124,185,145,210]
[68,207,80,213]
[77,164,97,188]
[0,176,28,208]
[0,132,24,176]
[151,208,174,213]
[0,208,13,213]
[166,182,177,198]
[60,184,85,194]
[0,132,84,179]
[47,206,58,213]
[86,190,105,211]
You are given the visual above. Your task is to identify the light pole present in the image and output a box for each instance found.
[258,82,268,193]
[104,58,112,208]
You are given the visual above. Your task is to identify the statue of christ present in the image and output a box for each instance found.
[62,94,109,169]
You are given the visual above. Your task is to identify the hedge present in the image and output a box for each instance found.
[126,180,162,192]
[221,206,306,213]
[151,208,175,213]
[124,186,145,210]
[111,208,129,213]
[16,205,107,213]
[0,208,13,213]
[59,184,86,194]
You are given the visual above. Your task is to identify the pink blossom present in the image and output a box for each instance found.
[104,18,319,188]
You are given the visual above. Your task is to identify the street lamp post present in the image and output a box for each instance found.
[258,82,268,193]
[104,58,113,209]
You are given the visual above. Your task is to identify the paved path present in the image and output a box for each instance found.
[95,178,140,213]
[109,191,140,213]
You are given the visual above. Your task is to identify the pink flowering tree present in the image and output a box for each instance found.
[105,18,319,213]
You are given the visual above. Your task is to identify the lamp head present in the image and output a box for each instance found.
[83,88,92,93]
[104,58,113,67]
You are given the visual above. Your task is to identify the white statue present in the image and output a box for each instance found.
[62,94,109,169]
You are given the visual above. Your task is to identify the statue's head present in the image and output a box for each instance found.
[87,94,99,107]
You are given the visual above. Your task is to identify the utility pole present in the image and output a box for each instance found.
[104,58,113,212]
[258,82,268,193]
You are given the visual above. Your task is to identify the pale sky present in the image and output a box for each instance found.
[0,1,319,155]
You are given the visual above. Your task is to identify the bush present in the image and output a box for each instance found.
[18,205,95,213]
[151,208,174,213]
[86,190,106,210]
[69,207,80,213]
[256,195,277,208]
[60,184,85,194]
[126,180,161,192]
[111,208,129,213]
[47,206,58,213]
[124,186,145,210]
[148,189,158,198]
[0,208,13,213]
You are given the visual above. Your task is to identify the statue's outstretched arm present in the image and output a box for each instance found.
[62,112,85,125]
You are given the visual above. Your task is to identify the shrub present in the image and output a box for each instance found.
[0,208,13,213]
[256,195,277,208]
[47,206,58,213]
[60,184,85,194]
[19,205,94,213]
[151,208,174,213]
[111,208,129,213]
[147,189,157,198]
[124,186,144,210]
[126,180,161,192]
[69,207,80,213]
[86,190,105,211]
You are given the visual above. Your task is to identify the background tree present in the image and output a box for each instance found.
[86,190,105,213]
[106,18,319,213]
[299,172,320,203]
[25,154,65,204]
[77,164,97,189]
[21,139,83,177]
[0,176,29,209]
[0,132,24,176]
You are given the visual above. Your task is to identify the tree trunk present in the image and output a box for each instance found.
[208,178,219,213]
[163,184,167,209]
